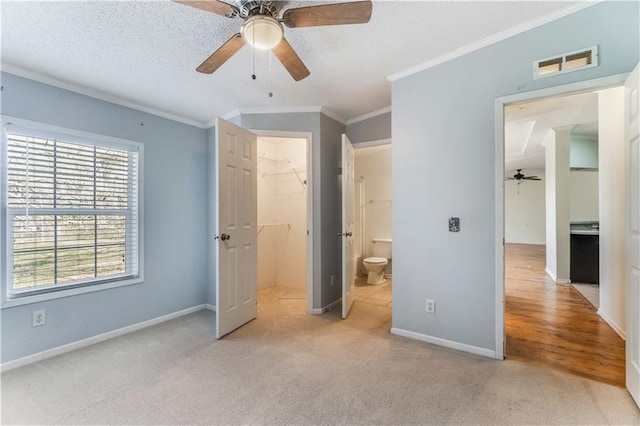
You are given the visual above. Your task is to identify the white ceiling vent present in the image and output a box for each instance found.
[534,46,598,79]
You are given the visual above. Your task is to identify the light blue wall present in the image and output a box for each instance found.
[391,1,639,352]
[570,134,599,169]
[0,72,208,362]
[346,112,391,145]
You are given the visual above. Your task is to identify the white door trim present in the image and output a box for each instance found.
[250,129,314,314]
[494,72,629,360]
[624,64,640,407]
[341,134,356,318]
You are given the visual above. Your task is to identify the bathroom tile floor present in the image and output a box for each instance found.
[354,276,392,307]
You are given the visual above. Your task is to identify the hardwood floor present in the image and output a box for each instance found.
[505,243,625,387]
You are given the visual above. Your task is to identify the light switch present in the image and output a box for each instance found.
[449,217,460,232]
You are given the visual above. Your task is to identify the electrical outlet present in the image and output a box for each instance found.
[425,299,435,314]
[330,275,336,286]
[32,309,46,327]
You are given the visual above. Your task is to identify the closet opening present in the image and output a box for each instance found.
[256,135,310,314]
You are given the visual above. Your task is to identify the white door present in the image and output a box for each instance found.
[626,64,640,407]
[215,118,258,339]
[341,134,355,318]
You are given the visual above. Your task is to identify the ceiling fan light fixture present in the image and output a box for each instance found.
[241,16,283,50]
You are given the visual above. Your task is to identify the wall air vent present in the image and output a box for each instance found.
[534,46,598,79]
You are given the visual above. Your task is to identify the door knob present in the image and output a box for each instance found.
[346,232,352,237]
[338,232,353,237]
[220,233,231,241]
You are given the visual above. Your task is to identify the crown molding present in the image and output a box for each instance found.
[216,106,347,126]
[386,1,599,82]
[346,106,391,126]
[1,63,208,128]
[319,107,346,125]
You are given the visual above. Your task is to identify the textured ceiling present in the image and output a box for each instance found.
[1,1,582,126]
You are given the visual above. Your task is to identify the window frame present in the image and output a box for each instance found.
[1,116,144,308]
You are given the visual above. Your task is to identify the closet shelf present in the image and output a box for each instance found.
[257,223,291,235]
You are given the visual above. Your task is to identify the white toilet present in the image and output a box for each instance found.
[363,238,392,285]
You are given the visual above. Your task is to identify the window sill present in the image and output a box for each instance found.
[1,276,144,309]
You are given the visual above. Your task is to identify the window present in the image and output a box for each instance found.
[2,119,142,301]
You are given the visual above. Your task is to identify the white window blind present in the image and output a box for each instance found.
[4,124,141,298]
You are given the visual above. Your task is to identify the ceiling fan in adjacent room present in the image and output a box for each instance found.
[506,169,541,194]
[506,169,542,182]
[174,0,373,81]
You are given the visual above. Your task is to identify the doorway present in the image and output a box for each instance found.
[496,76,628,386]
[504,91,600,303]
[256,136,309,310]
[213,119,315,338]
[351,142,393,311]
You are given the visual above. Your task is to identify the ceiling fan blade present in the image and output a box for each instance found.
[272,38,310,81]
[196,33,245,74]
[505,177,516,181]
[524,177,542,180]
[283,1,372,28]
[173,0,236,17]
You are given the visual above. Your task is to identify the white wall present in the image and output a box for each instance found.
[545,129,571,282]
[598,86,626,336]
[354,146,392,275]
[256,138,307,292]
[569,170,599,222]
[505,168,599,245]
[504,169,545,244]
[275,139,308,291]
[354,178,363,270]
[257,140,278,290]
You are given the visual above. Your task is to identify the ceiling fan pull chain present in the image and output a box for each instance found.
[251,30,256,80]
[268,53,273,98]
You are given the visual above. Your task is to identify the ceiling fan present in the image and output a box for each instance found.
[506,169,541,182]
[174,0,373,81]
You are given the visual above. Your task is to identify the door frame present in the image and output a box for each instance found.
[494,72,630,359]
[342,134,356,318]
[352,138,392,280]
[251,129,314,314]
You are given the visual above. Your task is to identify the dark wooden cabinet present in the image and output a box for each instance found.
[570,233,599,284]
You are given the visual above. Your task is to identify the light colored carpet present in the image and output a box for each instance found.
[2,288,639,425]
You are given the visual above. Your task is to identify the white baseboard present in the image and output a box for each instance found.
[205,304,216,311]
[598,309,626,340]
[390,327,497,359]
[545,267,557,281]
[311,297,342,314]
[545,267,570,283]
[0,304,207,373]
